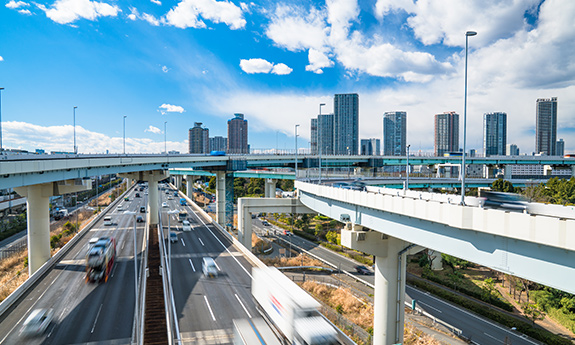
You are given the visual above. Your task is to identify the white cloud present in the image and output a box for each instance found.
[159,103,185,114]
[271,63,293,75]
[151,0,161,5]
[239,58,272,73]
[0,56,4,62]
[163,0,246,30]
[6,0,29,9]
[142,12,160,26]
[239,58,292,75]
[18,8,32,14]
[2,121,186,154]
[37,0,120,24]
[128,13,136,20]
[145,125,162,134]
[265,5,328,52]
[305,48,333,74]
[162,65,169,73]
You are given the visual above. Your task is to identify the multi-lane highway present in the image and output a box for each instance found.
[159,185,259,344]
[257,219,542,345]
[0,186,147,345]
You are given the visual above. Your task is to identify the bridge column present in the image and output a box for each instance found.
[215,171,234,227]
[341,227,408,345]
[15,179,91,275]
[186,175,193,199]
[237,198,252,249]
[120,170,168,226]
[264,179,277,198]
[428,249,443,270]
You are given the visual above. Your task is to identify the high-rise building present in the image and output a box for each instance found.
[360,138,380,155]
[188,122,209,154]
[333,93,359,155]
[434,111,459,156]
[227,113,248,154]
[556,139,565,156]
[506,144,520,156]
[536,97,558,155]
[311,118,318,154]
[209,136,227,152]
[383,111,407,156]
[483,112,507,156]
[318,114,334,155]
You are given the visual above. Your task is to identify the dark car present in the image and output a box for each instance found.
[262,221,270,226]
[136,216,144,223]
[140,206,146,213]
[135,193,140,198]
[354,265,372,275]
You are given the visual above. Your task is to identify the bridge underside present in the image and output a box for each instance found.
[298,190,575,295]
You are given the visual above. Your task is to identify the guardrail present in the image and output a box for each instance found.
[0,182,131,316]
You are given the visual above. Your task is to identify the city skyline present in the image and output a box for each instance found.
[1,0,574,154]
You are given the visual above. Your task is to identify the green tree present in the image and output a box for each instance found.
[491,178,515,193]
[522,302,545,325]
[326,230,340,245]
[208,176,216,190]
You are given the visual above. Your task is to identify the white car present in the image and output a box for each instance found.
[20,308,54,336]
[182,220,191,231]
[162,202,168,208]
[117,204,125,211]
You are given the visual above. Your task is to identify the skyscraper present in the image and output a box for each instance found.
[227,113,248,154]
[333,93,359,155]
[383,111,407,156]
[311,114,334,155]
[506,144,520,156]
[209,136,227,152]
[536,97,558,155]
[310,118,318,154]
[188,122,209,154]
[483,112,507,156]
[360,138,380,155]
[434,111,459,156]
[556,139,565,156]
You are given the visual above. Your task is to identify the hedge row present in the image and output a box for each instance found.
[408,278,572,345]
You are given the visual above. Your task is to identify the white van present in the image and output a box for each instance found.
[103,216,113,226]
[182,220,191,231]
[202,257,218,277]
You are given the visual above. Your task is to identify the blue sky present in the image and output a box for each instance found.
[1,0,574,154]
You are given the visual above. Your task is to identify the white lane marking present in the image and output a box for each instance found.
[180,238,186,246]
[111,264,118,278]
[408,286,539,345]
[192,211,252,279]
[189,259,196,272]
[418,301,442,313]
[204,296,216,321]
[214,260,221,271]
[484,332,504,343]
[235,294,252,318]
[91,304,103,333]
[198,237,204,246]
[122,241,125,251]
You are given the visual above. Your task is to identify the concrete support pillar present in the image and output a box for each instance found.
[148,179,159,225]
[237,198,252,249]
[483,165,495,178]
[20,184,51,275]
[341,228,408,345]
[264,179,277,198]
[428,249,443,270]
[215,171,235,227]
[15,179,91,275]
[503,165,512,180]
[186,175,193,199]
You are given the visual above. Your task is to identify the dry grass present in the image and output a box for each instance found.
[300,281,443,345]
[262,253,324,267]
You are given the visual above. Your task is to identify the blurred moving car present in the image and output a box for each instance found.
[262,221,270,226]
[354,265,372,275]
[170,232,178,243]
[162,202,168,208]
[20,308,54,337]
[202,257,218,277]
[136,216,144,223]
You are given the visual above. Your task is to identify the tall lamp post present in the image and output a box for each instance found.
[318,103,325,183]
[167,209,179,280]
[294,124,300,180]
[0,87,4,153]
[123,210,139,344]
[164,121,167,154]
[461,30,477,205]
[123,115,127,154]
[405,144,410,191]
[73,106,78,154]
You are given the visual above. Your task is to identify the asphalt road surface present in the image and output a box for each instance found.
[0,187,146,345]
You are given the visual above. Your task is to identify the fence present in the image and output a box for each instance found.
[0,241,26,260]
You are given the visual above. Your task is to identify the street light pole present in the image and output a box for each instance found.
[164,121,167,154]
[123,115,127,154]
[405,144,410,191]
[73,106,78,154]
[461,30,477,205]
[0,87,4,153]
[294,124,300,180]
[123,210,138,344]
[318,103,325,183]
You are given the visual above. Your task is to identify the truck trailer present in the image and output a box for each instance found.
[86,237,116,283]
[252,267,339,345]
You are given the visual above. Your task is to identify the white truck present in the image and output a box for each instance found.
[252,267,340,345]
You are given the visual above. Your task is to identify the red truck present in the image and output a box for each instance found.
[86,237,116,283]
